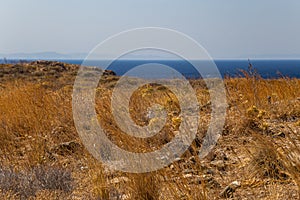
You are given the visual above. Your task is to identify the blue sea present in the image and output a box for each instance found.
[2,59,300,79]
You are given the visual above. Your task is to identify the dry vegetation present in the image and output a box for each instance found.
[0,61,299,199]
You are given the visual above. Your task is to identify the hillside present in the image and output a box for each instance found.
[0,61,299,199]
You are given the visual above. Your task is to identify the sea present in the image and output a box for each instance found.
[1,59,300,79]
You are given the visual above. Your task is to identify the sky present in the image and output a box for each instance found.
[1,0,300,59]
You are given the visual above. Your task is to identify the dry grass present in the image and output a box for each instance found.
[0,166,73,199]
[0,61,299,199]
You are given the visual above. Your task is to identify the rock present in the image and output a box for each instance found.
[183,173,194,178]
[273,131,286,138]
[220,181,241,198]
[206,176,221,188]
[110,176,130,184]
[182,169,194,174]
[211,160,226,171]
[207,149,228,162]
[189,156,197,164]
[51,141,82,156]
[182,173,220,188]
[103,69,116,76]
[174,157,184,163]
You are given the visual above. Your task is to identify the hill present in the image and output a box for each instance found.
[0,61,299,199]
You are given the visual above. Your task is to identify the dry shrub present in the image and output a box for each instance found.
[162,178,208,200]
[130,173,161,200]
[274,127,300,195]
[0,166,73,199]
[90,164,110,200]
[245,126,300,198]
[224,63,300,137]
[0,81,74,166]
[95,82,183,153]
[247,134,288,180]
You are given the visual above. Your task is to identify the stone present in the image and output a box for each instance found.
[110,176,129,184]
[211,160,226,171]
[51,141,82,156]
[103,70,116,76]
[220,181,241,198]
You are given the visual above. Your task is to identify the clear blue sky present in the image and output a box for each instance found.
[1,0,300,58]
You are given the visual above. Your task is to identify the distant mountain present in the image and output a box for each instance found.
[0,52,87,60]
[1,51,300,61]
[237,54,300,60]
